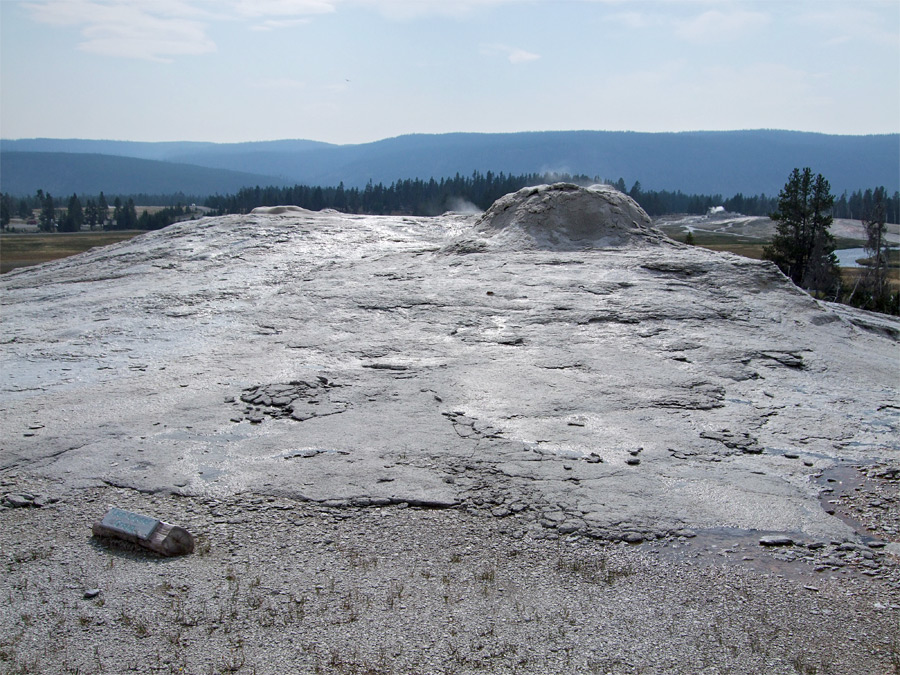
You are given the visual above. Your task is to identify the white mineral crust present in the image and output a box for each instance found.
[2,184,897,543]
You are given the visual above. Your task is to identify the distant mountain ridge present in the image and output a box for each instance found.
[2,130,897,198]
[0,152,283,197]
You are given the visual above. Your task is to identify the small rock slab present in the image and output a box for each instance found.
[3,493,36,508]
[236,378,347,424]
[284,449,323,459]
[92,507,195,557]
[759,535,794,547]
[557,520,585,535]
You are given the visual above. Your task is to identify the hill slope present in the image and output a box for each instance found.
[0,152,284,197]
[1,130,897,197]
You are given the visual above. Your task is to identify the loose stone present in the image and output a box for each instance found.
[557,520,583,535]
[759,535,794,547]
[3,494,34,508]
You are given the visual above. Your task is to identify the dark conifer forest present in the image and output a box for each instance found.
[200,172,899,223]
[5,172,899,232]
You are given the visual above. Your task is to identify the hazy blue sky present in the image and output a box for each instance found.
[1,0,898,144]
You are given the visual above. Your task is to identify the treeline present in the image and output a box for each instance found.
[107,199,194,231]
[203,172,584,216]
[201,172,769,218]
[4,176,899,232]
[202,172,900,223]
[0,190,199,232]
[833,187,900,222]
[2,190,200,214]
[637,188,777,218]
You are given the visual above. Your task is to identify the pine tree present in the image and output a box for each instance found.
[0,193,11,229]
[334,181,347,212]
[112,196,123,229]
[39,192,55,232]
[84,199,97,230]
[629,181,642,200]
[800,173,840,296]
[861,186,891,311]
[98,192,109,228]
[764,168,839,296]
[121,198,138,229]
[59,193,84,232]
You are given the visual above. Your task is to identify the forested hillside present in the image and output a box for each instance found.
[0,152,281,197]
[3,130,897,197]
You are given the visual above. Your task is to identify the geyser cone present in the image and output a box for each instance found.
[473,182,669,250]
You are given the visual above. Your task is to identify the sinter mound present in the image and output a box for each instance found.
[472,182,670,250]
[250,205,313,215]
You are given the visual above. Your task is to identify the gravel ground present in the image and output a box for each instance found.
[828,463,900,543]
[1,473,898,675]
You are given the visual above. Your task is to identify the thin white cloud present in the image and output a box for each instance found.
[508,48,540,64]
[25,0,210,24]
[348,0,521,20]
[482,43,540,65]
[250,18,313,31]
[22,0,335,58]
[674,9,770,43]
[24,0,216,62]
[230,0,336,18]
[229,0,335,31]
